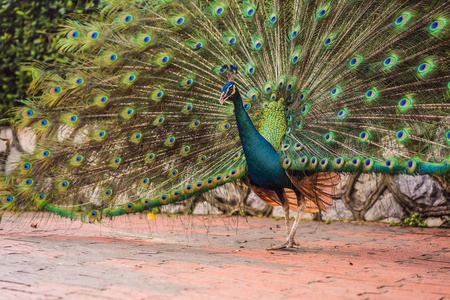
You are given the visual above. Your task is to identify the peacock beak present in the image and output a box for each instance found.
[219,92,227,105]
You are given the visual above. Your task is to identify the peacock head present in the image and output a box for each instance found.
[219,81,239,104]
[219,65,239,104]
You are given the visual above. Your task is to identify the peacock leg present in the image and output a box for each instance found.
[266,190,293,250]
[286,204,306,248]
[282,200,290,238]
[286,190,306,248]
[266,190,305,250]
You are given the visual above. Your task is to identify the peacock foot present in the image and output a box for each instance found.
[266,240,301,250]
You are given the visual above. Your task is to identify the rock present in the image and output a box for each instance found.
[246,191,270,211]
[0,127,23,173]
[383,217,401,223]
[160,204,185,214]
[271,207,314,220]
[350,173,380,202]
[192,201,222,215]
[271,206,286,218]
[393,175,445,207]
[365,189,405,221]
[424,217,445,227]
[0,127,13,152]
[322,199,353,220]
[16,127,36,154]
[302,213,314,220]
[208,184,242,204]
[271,206,299,218]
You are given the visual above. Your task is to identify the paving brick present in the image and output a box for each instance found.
[0,213,448,299]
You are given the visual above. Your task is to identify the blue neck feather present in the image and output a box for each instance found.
[232,92,289,189]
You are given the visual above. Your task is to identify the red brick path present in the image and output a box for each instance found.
[0,213,449,299]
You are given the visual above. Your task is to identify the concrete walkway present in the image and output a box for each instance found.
[0,213,449,299]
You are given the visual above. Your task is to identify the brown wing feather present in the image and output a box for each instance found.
[283,188,319,213]
[252,186,282,207]
[242,175,323,213]
[286,172,340,212]
[242,175,283,207]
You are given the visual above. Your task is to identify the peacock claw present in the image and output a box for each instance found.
[266,242,289,250]
[266,240,301,250]
[290,242,302,249]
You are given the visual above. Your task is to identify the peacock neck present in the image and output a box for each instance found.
[232,93,289,189]
[232,94,263,151]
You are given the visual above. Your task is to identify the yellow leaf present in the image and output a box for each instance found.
[147,213,157,220]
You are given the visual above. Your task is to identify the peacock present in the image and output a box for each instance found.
[1,0,449,249]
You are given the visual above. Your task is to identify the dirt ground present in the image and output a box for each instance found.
[0,213,449,299]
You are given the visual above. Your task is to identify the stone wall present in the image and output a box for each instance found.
[1,127,449,226]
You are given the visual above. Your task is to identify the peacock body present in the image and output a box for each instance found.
[1,0,449,248]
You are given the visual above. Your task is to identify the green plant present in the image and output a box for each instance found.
[0,0,99,115]
[403,213,427,227]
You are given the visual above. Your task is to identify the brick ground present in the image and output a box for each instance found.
[0,213,449,299]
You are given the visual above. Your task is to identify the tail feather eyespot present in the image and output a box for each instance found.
[405,159,418,173]
[2,196,15,205]
[121,107,135,119]
[120,14,133,24]
[429,19,445,34]
[172,16,185,26]
[171,190,181,199]
[291,48,302,64]
[165,135,176,147]
[20,162,32,172]
[70,155,84,166]
[57,180,69,191]
[324,132,334,143]
[299,156,308,168]
[363,159,374,171]
[151,90,164,102]
[146,153,156,163]
[67,30,79,39]
[140,178,150,186]
[109,157,121,168]
[319,158,329,170]
[212,4,225,16]
[333,157,345,170]
[20,178,34,187]
[130,132,142,143]
[282,158,292,169]
[88,210,100,222]
[197,155,207,164]
[49,86,62,95]
[124,202,135,212]
[105,53,118,64]
[138,34,152,45]
[159,194,169,204]
[103,189,113,198]
[87,31,99,40]
[194,181,205,190]
[169,169,179,179]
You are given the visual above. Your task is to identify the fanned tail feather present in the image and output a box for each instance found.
[1,0,449,222]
